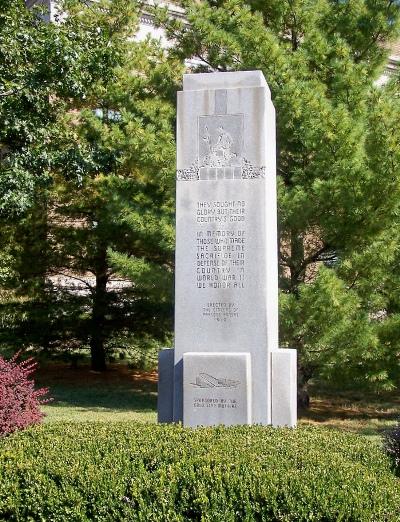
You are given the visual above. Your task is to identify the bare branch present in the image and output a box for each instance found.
[0,87,23,98]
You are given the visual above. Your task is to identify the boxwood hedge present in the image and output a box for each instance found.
[0,423,398,521]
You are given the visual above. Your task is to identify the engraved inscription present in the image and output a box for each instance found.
[193,398,238,409]
[196,199,245,224]
[202,302,239,322]
[195,200,246,293]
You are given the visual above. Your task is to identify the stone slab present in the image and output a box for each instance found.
[157,349,174,423]
[271,349,297,427]
[183,71,269,91]
[183,352,251,427]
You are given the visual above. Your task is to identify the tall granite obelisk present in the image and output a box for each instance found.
[158,71,297,428]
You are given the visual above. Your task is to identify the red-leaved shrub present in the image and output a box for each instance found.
[0,354,50,436]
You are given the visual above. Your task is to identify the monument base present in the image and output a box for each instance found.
[271,349,297,428]
[157,349,174,423]
[157,348,297,427]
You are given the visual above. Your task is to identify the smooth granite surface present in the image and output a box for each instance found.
[183,352,252,427]
[158,349,174,423]
[271,349,297,427]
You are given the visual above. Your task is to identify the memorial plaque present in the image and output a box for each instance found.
[183,352,251,427]
[174,71,279,424]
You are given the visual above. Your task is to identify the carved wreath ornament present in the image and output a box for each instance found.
[176,159,266,181]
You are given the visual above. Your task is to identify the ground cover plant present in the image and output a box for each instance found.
[0,423,398,521]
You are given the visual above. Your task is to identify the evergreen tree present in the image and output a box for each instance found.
[45,0,181,370]
[158,0,400,395]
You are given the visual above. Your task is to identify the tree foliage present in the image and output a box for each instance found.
[0,0,108,216]
[158,0,400,392]
[0,0,181,370]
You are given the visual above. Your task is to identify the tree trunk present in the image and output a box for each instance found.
[289,230,312,407]
[290,230,305,291]
[18,193,48,294]
[297,364,313,409]
[90,249,108,371]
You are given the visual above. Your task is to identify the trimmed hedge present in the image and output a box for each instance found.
[385,422,400,475]
[0,423,399,521]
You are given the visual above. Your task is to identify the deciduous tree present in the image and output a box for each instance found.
[0,0,181,370]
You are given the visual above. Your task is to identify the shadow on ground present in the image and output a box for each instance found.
[36,363,399,435]
[36,363,157,413]
[299,390,400,437]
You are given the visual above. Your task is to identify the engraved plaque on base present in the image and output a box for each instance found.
[183,352,252,427]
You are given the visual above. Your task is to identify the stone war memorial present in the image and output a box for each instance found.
[158,71,297,428]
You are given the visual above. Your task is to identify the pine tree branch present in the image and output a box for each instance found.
[0,86,24,98]
[299,245,332,271]
[49,270,95,294]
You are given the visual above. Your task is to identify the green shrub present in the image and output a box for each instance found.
[0,423,398,521]
[384,422,400,475]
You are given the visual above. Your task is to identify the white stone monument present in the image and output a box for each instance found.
[158,71,297,427]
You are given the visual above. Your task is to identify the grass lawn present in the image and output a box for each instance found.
[37,363,157,423]
[300,388,399,441]
[36,363,399,439]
